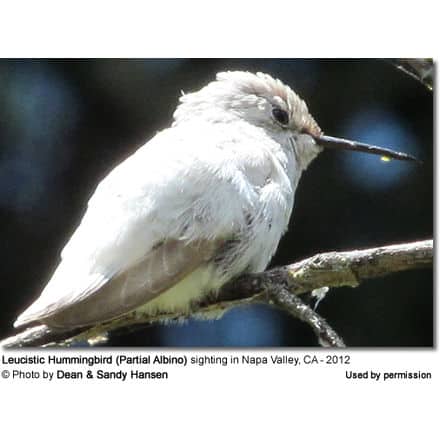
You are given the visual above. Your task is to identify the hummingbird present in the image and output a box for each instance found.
[13,71,417,330]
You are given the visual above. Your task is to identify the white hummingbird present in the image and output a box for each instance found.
[14,71,416,330]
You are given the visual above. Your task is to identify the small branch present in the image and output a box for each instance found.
[1,239,432,348]
[268,286,345,347]
[0,325,82,348]
[388,59,433,90]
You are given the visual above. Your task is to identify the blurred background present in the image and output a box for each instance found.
[0,59,433,347]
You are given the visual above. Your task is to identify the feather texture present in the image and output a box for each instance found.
[32,240,219,328]
[14,71,321,330]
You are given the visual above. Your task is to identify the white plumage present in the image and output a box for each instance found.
[14,71,322,329]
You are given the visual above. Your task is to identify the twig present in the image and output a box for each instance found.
[269,286,345,347]
[388,59,433,90]
[1,239,432,348]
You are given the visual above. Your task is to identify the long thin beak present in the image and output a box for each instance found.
[313,135,420,163]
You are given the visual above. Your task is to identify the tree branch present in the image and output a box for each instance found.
[388,58,433,90]
[1,239,432,348]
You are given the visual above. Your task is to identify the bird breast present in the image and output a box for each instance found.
[214,124,298,276]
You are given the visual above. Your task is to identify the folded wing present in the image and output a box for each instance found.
[14,126,254,329]
[15,238,219,329]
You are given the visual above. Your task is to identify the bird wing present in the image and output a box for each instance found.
[14,126,257,329]
[14,238,219,328]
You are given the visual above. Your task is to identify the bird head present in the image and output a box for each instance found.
[173,71,418,169]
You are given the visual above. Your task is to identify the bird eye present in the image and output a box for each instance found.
[272,107,289,126]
